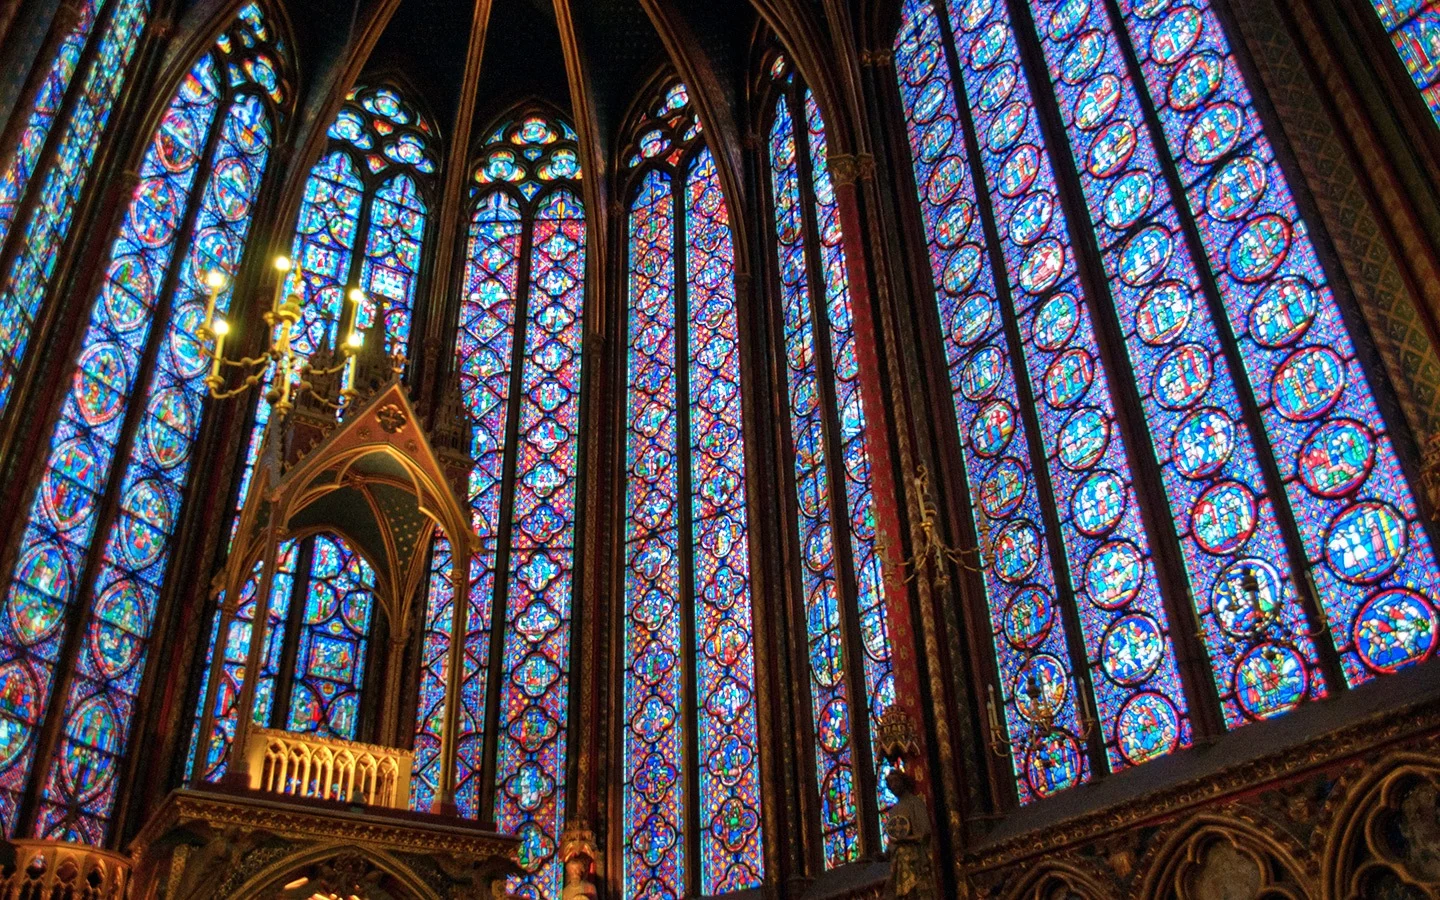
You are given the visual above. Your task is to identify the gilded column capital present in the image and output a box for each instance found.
[830,152,876,187]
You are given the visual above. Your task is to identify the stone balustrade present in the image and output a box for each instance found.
[241,727,412,809]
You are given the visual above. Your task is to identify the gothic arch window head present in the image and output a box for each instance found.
[188,79,437,786]
[406,107,586,900]
[891,0,1440,805]
[760,51,898,865]
[0,0,154,413]
[0,4,287,843]
[621,77,766,897]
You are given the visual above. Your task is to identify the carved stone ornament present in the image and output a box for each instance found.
[884,767,936,900]
[876,704,922,767]
[558,821,600,900]
[0,840,131,900]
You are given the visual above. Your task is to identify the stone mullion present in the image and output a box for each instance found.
[1100,0,1348,691]
[857,44,996,879]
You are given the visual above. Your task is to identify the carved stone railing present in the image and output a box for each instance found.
[0,840,130,900]
[241,727,412,809]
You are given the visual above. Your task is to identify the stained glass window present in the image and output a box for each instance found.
[409,112,587,900]
[890,0,1440,803]
[763,63,899,853]
[0,6,283,842]
[191,82,435,777]
[0,0,151,415]
[622,83,765,897]
[1370,1,1440,125]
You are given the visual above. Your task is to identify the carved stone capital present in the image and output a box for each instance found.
[862,48,895,68]
[829,152,876,187]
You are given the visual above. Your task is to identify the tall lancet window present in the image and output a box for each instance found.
[762,59,896,864]
[621,82,765,897]
[408,111,587,900]
[190,82,435,781]
[0,5,285,842]
[0,0,151,411]
[1369,1,1440,125]
[893,0,1440,804]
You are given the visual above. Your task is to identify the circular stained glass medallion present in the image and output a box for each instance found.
[1116,692,1181,766]
[1103,170,1154,229]
[1212,558,1282,637]
[1272,346,1345,421]
[144,388,195,470]
[1203,154,1261,221]
[1033,292,1080,351]
[1169,51,1223,110]
[1172,407,1234,479]
[1234,643,1308,720]
[1044,349,1094,409]
[62,696,121,800]
[1003,587,1055,650]
[1076,74,1122,130]
[917,117,954,164]
[977,63,1017,112]
[119,480,173,568]
[970,21,1007,69]
[1059,407,1110,470]
[1228,214,1292,283]
[1014,654,1068,723]
[994,521,1042,583]
[1088,120,1138,178]
[1120,226,1172,286]
[1250,277,1318,348]
[952,292,993,345]
[970,400,1016,457]
[1086,540,1144,608]
[210,156,255,222]
[961,346,1006,401]
[999,144,1041,197]
[926,156,965,205]
[987,101,1028,152]
[11,544,69,642]
[1355,589,1436,674]
[1136,281,1192,345]
[1298,419,1375,498]
[1010,192,1055,246]
[102,257,152,331]
[1325,501,1408,584]
[90,579,146,679]
[1186,102,1244,165]
[1048,0,1089,41]
[935,199,974,249]
[1073,470,1127,537]
[1150,6,1202,65]
[74,343,128,426]
[944,245,983,294]
[1153,343,1212,409]
[1191,481,1257,554]
[1102,614,1164,685]
[1026,731,1083,798]
[1020,240,1065,294]
[1061,31,1106,85]
[44,439,103,529]
[980,458,1027,519]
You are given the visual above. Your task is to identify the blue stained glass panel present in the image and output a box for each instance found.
[936,0,1190,771]
[623,169,685,899]
[0,56,222,837]
[1371,1,1440,125]
[0,0,150,414]
[895,0,1090,801]
[1025,0,1325,725]
[687,149,763,892]
[768,94,864,850]
[1120,0,1440,684]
